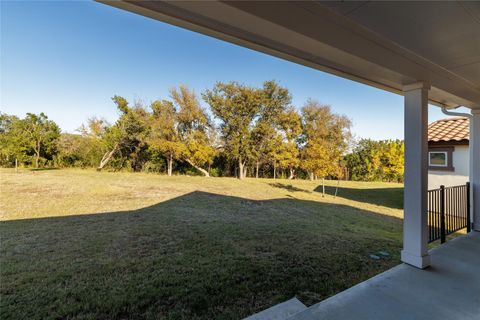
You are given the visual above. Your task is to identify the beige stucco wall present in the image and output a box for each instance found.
[428,145,469,189]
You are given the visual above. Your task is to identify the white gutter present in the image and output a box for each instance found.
[441,106,472,120]
[441,106,474,225]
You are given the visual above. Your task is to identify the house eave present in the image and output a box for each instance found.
[428,140,469,147]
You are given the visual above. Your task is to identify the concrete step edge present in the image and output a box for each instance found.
[244,297,307,320]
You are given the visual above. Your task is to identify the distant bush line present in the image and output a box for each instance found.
[0,80,403,182]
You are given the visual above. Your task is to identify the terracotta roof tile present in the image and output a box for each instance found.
[428,117,469,142]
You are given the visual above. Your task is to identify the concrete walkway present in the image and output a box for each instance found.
[245,298,307,320]
[290,231,480,320]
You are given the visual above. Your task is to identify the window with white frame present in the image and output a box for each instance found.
[429,151,448,167]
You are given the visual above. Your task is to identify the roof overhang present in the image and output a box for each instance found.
[98,0,480,110]
[429,140,469,146]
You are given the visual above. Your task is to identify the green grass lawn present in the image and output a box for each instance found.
[0,169,403,319]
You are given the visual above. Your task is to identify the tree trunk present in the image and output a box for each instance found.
[167,153,173,176]
[309,172,314,181]
[186,159,210,177]
[288,168,295,180]
[35,152,39,168]
[322,177,325,197]
[273,164,276,180]
[334,179,340,198]
[98,143,118,170]
[255,161,259,179]
[35,140,41,168]
[238,158,245,180]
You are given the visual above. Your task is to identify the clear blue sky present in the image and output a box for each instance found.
[1,1,460,140]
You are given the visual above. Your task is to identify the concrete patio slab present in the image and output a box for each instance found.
[289,231,480,320]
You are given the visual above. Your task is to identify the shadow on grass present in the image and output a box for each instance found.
[269,182,312,193]
[29,167,60,172]
[0,191,402,320]
[315,185,404,210]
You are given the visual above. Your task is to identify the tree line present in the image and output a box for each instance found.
[345,139,404,182]
[0,80,404,182]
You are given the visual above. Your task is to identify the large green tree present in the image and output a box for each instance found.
[276,107,302,179]
[251,121,278,178]
[171,85,215,177]
[251,81,293,178]
[0,112,60,168]
[98,96,149,170]
[300,100,351,189]
[0,113,22,166]
[203,81,263,179]
[20,113,61,168]
[148,99,184,176]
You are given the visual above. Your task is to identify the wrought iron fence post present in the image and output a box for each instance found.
[440,185,446,244]
[466,182,471,233]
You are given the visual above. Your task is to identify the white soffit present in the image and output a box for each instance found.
[99,0,480,110]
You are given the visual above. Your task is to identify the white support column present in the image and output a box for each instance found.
[401,82,431,269]
[472,110,480,231]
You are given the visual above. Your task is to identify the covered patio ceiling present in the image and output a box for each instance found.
[100,0,480,110]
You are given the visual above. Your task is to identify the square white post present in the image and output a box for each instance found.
[472,110,480,231]
[401,82,431,269]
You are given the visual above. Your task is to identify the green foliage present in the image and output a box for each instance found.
[141,148,167,173]
[345,139,404,182]
[251,81,294,177]
[0,112,60,168]
[144,85,216,176]
[299,100,352,180]
[171,85,215,175]
[0,113,22,166]
[147,99,185,175]
[208,167,221,177]
[56,133,104,168]
[55,117,109,168]
[276,107,302,177]
[98,96,150,171]
[203,80,301,179]
[203,81,264,178]
[1,82,404,181]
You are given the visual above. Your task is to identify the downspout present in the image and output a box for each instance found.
[441,106,472,120]
[441,106,474,226]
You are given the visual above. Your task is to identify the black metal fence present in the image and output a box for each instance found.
[427,183,471,243]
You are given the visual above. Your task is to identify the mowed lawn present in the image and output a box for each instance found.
[0,169,403,320]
